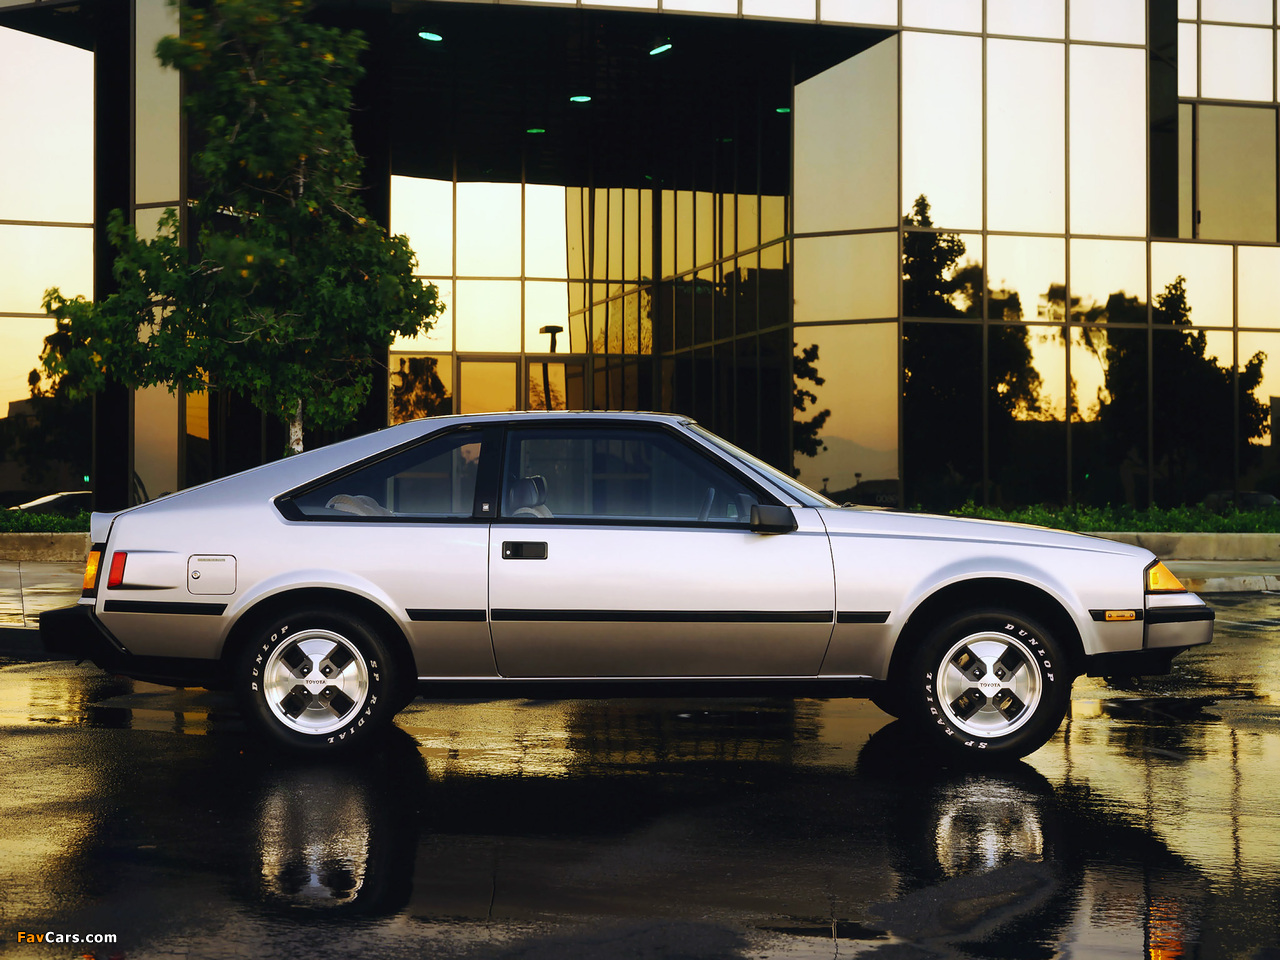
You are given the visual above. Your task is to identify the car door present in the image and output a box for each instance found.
[487,422,836,678]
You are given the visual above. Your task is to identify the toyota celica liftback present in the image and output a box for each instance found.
[42,412,1213,761]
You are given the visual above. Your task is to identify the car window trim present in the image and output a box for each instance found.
[493,419,784,528]
[273,424,496,524]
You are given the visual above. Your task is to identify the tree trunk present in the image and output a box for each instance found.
[287,398,304,455]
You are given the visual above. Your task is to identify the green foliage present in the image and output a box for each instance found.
[947,500,1280,533]
[0,509,91,534]
[39,0,441,453]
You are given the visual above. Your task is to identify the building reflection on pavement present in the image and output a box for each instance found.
[1,613,1276,959]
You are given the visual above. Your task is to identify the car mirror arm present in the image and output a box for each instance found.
[749,504,797,534]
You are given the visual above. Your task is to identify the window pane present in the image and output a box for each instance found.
[985,235,1065,322]
[795,38,898,233]
[820,0,897,26]
[902,228,982,318]
[1069,46,1146,237]
[459,361,517,414]
[1069,239,1147,322]
[1201,25,1274,100]
[987,40,1065,234]
[791,324,898,504]
[455,281,521,352]
[902,0,981,32]
[0,225,92,314]
[1179,103,1195,238]
[1202,0,1272,25]
[502,428,759,523]
[1239,246,1280,327]
[135,0,180,204]
[392,281,453,352]
[902,33,982,229]
[292,429,482,518]
[1197,105,1277,243]
[525,281,573,354]
[134,385,178,503]
[0,317,55,407]
[743,0,815,19]
[794,232,897,322]
[1070,0,1145,43]
[525,184,569,279]
[456,182,521,277]
[1153,328,1234,504]
[391,176,453,280]
[527,361,587,411]
[1071,325,1149,508]
[0,27,92,222]
[1179,22,1199,97]
[1178,0,1197,17]
[989,325,1066,506]
[661,0,737,14]
[1151,242,1234,327]
[903,322,983,510]
[389,354,453,423]
[1238,331,1279,446]
[988,0,1064,39]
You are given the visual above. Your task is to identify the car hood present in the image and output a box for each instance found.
[816,507,1154,560]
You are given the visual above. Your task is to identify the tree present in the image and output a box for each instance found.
[38,0,442,455]
[900,195,1047,508]
[793,342,830,465]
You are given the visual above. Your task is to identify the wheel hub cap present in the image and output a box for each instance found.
[937,632,1043,738]
[262,629,370,736]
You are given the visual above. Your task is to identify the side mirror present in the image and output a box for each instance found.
[750,504,797,534]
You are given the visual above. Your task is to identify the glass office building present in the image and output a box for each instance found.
[1,0,1278,512]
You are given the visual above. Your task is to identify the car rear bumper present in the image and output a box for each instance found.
[40,603,225,688]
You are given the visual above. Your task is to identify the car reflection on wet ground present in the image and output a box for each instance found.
[1,594,1278,959]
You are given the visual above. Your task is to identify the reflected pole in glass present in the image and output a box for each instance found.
[540,325,563,411]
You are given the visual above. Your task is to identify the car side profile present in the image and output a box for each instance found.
[43,412,1214,761]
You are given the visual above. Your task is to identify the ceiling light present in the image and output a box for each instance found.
[418,31,443,42]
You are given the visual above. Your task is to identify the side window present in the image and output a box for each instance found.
[287,430,483,519]
[500,427,760,523]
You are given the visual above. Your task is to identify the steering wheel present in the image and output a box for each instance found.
[697,486,716,522]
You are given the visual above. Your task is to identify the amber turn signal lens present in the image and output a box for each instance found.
[1146,561,1186,593]
[82,549,102,595]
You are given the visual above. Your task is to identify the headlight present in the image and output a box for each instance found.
[1145,560,1186,594]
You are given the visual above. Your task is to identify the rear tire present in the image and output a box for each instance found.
[907,609,1072,761]
[236,608,400,753]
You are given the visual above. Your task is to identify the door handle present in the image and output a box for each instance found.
[502,541,548,560]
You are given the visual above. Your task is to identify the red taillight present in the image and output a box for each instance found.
[107,551,128,589]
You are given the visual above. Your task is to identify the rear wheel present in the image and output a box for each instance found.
[908,610,1072,761]
[237,608,400,752]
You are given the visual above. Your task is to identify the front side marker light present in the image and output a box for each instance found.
[1146,561,1186,594]
[82,547,103,596]
[107,551,128,589]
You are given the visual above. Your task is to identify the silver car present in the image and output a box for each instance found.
[43,412,1214,760]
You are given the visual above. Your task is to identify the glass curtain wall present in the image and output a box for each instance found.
[892,0,1280,510]
[0,25,94,506]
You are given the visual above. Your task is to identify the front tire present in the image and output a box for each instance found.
[908,610,1072,761]
[237,608,400,752]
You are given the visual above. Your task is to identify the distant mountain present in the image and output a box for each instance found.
[793,433,897,494]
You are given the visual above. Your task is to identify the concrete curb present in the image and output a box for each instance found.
[0,533,90,562]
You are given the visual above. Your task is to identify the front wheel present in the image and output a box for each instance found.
[236,608,400,752]
[908,610,1072,761]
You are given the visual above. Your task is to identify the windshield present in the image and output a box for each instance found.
[688,425,835,508]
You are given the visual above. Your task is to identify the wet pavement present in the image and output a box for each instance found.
[2,594,1279,959]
